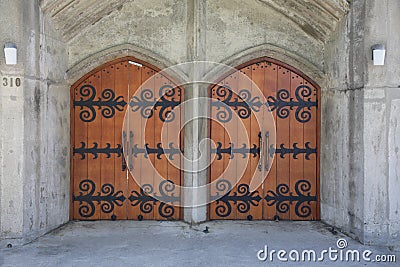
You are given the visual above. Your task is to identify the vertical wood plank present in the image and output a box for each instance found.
[153,73,167,220]
[114,61,130,220]
[289,72,305,220]
[210,80,227,220]
[143,67,157,220]
[224,74,238,220]
[100,65,117,220]
[72,80,88,220]
[275,66,291,220]
[164,79,182,220]
[236,66,253,220]
[263,61,278,220]
[86,71,102,220]
[126,61,144,220]
[250,63,264,220]
[302,80,318,220]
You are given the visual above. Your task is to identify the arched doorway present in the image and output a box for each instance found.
[209,58,320,221]
[70,57,183,220]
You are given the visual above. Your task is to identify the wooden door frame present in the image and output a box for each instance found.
[207,56,321,220]
[69,56,184,220]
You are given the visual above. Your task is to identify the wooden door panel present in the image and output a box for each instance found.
[130,66,156,220]
[71,58,183,221]
[209,58,319,221]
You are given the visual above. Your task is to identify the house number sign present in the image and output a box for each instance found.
[2,76,22,88]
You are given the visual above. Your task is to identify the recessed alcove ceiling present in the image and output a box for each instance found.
[40,0,350,43]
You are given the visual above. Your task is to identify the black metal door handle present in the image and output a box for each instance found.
[265,131,269,171]
[122,131,127,171]
[258,131,263,171]
[129,131,134,171]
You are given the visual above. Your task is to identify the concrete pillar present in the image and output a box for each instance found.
[362,0,400,247]
[0,0,69,246]
[183,0,208,223]
[0,0,25,244]
[322,0,400,248]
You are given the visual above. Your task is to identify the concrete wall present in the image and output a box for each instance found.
[323,0,400,248]
[0,0,24,245]
[362,0,400,247]
[66,0,330,84]
[205,0,322,69]
[0,0,69,245]
[322,0,366,242]
[0,0,399,249]
[68,0,188,70]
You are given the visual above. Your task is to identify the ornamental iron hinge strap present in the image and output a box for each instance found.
[73,85,127,122]
[211,84,317,123]
[73,141,317,161]
[72,179,316,219]
[72,179,180,218]
[209,179,317,218]
[129,85,181,122]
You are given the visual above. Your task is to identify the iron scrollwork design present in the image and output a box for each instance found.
[73,84,127,122]
[211,180,262,217]
[72,180,126,218]
[73,179,181,219]
[265,180,317,218]
[210,179,317,218]
[211,141,317,161]
[73,142,123,160]
[211,142,259,160]
[129,85,181,122]
[211,85,317,123]
[267,85,317,123]
[132,143,181,160]
[269,142,317,160]
[128,180,181,218]
[211,86,263,123]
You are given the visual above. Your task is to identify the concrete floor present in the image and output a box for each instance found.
[0,221,397,267]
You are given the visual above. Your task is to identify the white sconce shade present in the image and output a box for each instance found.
[128,60,143,67]
[371,44,385,66]
[4,43,17,65]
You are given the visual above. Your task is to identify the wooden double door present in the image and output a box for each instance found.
[70,57,183,220]
[209,59,320,221]
[71,57,319,221]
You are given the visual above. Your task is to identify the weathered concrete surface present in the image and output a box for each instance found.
[206,0,321,70]
[0,0,25,243]
[182,0,208,224]
[362,0,400,246]
[63,0,342,85]
[1,0,399,251]
[0,221,398,266]
[41,0,349,76]
[66,0,188,70]
[322,0,400,248]
[0,0,69,246]
[320,89,365,241]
